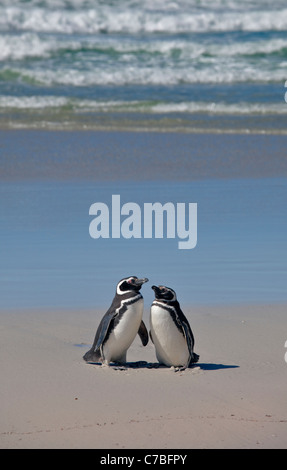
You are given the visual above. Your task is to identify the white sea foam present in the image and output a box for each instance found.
[1,3,287,34]
[11,60,284,86]
[1,31,287,64]
[0,0,286,86]
[0,95,69,108]
[0,0,286,124]
[0,33,58,61]
[150,101,287,115]
[0,95,286,116]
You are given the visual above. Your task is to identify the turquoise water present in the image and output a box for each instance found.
[0,0,287,130]
[1,177,286,309]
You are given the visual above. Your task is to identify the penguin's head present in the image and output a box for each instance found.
[117,276,149,295]
[152,285,177,302]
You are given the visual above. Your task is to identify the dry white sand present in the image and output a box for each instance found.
[0,304,286,449]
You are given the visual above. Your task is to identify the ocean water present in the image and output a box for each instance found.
[0,131,286,309]
[0,2,287,310]
[0,0,287,131]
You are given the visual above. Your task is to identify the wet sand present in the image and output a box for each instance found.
[1,129,287,181]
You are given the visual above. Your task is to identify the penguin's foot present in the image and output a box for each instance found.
[170,365,186,372]
[112,361,127,370]
[101,360,110,368]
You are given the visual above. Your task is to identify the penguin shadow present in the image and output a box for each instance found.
[196,362,239,371]
[124,361,240,371]
[82,360,164,370]
[82,360,239,371]
[77,345,239,371]
[121,361,240,371]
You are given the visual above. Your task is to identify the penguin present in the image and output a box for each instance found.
[150,285,199,369]
[83,276,149,366]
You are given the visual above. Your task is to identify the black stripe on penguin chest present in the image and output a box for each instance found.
[156,303,185,337]
[104,294,142,344]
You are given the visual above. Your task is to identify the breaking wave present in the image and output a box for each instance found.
[0,0,286,129]
[1,1,287,35]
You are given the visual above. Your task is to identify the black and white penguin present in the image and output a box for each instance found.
[83,276,149,365]
[150,285,199,369]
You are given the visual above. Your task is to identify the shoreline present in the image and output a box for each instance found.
[1,303,286,449]
[1,123,286,136]
[0,109,286,136]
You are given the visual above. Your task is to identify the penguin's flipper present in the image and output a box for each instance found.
[83,311,114,362]
[180,317,197,367]
[137,320,149,346]
[94,312,114,351]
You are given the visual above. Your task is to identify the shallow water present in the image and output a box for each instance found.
[1,175,286,309]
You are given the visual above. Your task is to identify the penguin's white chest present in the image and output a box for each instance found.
[150,304,190,367]
[103,297,144,363]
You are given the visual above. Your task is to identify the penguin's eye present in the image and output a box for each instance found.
[128,278,135,284]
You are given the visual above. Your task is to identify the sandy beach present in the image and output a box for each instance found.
[1,0,287,453]
[1,303,286,449]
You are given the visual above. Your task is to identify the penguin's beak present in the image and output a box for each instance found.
[152,285,163,299]
[152,285,161,294]
[135,277,149,286]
